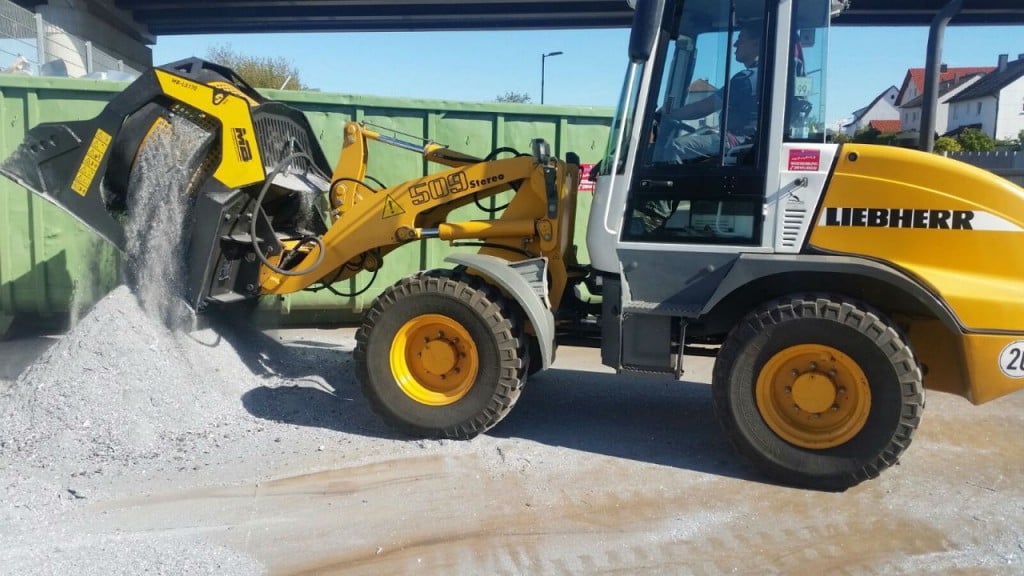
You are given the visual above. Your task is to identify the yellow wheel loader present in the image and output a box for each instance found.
[4,0,1024,490]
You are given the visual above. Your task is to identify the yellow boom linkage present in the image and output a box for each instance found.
[261,120,582,312]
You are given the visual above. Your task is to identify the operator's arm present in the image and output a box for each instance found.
[663,93,722,121]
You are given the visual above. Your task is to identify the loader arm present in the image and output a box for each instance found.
[0,58,582,314]
[264,121,581,311]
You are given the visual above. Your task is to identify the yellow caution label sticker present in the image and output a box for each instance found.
[382,194,406,219]
[71,128,112,197]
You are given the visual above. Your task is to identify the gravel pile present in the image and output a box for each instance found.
[1,286,252,476]
[0,279,484,574]
[1,116,244,486]
[0,115,368,574]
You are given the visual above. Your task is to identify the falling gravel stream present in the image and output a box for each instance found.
[122,115,213,328]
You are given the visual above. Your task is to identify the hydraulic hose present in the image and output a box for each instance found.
[249,151,326,277]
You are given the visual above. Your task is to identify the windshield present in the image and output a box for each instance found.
[785,0,831,141]
[648,0,767,166]
[600,62,645,176]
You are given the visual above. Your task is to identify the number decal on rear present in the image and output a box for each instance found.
[999,341,1024,378]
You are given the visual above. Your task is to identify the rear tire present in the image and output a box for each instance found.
[355,269,527,439]
[712,295,924,490]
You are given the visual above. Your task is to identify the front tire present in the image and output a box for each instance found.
[712,295,924,490]
[354,269,527,439]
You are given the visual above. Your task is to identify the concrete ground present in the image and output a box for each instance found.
[0,335,59,381]
[2,328,1023,574]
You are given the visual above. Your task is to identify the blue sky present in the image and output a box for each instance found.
[153,25,1022,130]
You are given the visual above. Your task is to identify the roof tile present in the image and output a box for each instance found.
[869,119,902,133]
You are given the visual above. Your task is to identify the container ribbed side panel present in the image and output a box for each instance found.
[0,75,612,329]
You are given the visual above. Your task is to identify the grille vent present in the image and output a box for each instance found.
[781,206,808,248]
[253,114,318,174]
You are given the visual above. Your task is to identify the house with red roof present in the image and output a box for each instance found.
[896,65,993,140]
[841,86,899,136]
[946,54,1024,140]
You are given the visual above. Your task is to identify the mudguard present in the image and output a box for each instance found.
[445,253,556,371]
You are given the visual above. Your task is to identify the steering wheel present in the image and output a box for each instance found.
[658,115,698,136]
[651,115,704,162]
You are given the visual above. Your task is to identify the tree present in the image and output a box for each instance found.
[999,129,1024,150]
[933,136,962,153]
[995,137,1019,149]
[496,90,532,104]
[205,44,304,90]
[831,132,852,144]
[852,126,895,146]
[956,128,995,152]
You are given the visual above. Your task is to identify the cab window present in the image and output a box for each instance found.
[649,7,764,166]
[623,0,770,245]
[785,0,830,142]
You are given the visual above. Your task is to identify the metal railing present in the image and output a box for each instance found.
[945,150,1024,187]
[0,0,139,79]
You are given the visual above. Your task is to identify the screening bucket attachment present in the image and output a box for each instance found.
[0,58,333,309]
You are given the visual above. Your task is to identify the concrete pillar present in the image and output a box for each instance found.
[34,0,153,77]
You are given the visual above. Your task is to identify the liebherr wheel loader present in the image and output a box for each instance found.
[4,0,1024,490]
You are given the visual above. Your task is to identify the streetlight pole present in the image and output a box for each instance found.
[541,51,563,105]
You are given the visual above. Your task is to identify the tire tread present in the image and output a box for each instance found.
[712,294,925,490]
[354,268,526,440]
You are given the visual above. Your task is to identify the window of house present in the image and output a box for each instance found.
[976,102,982,115]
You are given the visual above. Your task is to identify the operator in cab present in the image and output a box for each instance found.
[654,21,762,163]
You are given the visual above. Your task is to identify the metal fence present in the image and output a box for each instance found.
[0,0,140,80]
[945,150,1024,187]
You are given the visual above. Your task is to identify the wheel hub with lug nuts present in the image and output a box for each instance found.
[391,314,479,406]
[791,372,837,414]
[756,344,871,449]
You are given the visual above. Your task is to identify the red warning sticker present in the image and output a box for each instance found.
[788,149,821,172]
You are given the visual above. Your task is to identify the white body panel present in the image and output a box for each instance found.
[772,143,837,252]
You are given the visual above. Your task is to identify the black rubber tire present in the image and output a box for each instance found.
[453,263,538,377]
[354,269,527,439]
[711,295,924,490]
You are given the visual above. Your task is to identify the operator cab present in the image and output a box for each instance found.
[594,0,834,249]
[587,0,838,373]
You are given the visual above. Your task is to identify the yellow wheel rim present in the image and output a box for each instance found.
[390,314,479,406]
[755,344,871,450]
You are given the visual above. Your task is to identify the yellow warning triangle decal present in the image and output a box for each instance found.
[382,194,406,219]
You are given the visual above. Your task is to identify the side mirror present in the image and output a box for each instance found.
[531,139,551,164]
[628,0,666,62]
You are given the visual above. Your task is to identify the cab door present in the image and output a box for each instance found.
[618,0,776,312]
[601,0,777,374]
